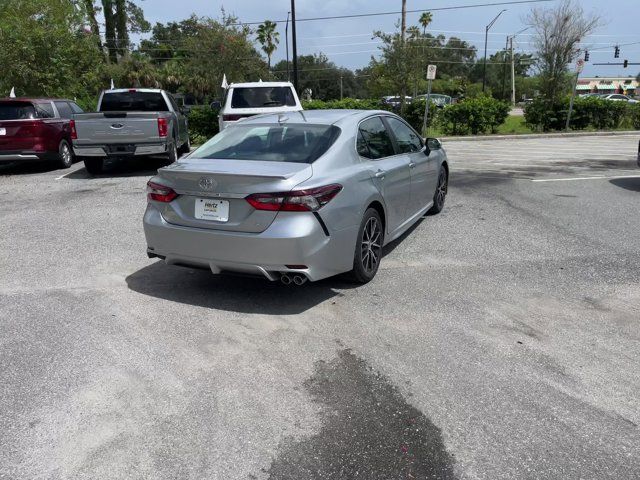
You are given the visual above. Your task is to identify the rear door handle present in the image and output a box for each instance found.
[408,161,416,169]
[374,170,386,179]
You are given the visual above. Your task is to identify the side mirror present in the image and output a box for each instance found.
[426,138,442,151]
[210,101,221,110]
[181,106,191,115]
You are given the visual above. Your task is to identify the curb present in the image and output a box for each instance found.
[439,131,640,142]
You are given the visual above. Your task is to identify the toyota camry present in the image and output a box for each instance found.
[143,110,449,284]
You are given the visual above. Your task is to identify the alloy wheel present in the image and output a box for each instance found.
[361,217,382,274]
[60,142,72,167]
[435,169,447,208]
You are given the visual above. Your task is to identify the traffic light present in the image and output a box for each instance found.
[614,46,620,58]
[584,50,589,61]
[624,59,628,68]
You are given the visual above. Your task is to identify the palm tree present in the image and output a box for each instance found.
[256,20,280,70]
[419,12,433,35]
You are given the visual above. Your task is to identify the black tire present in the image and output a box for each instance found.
[57,140,73,169]
[84,158,104,175]
[178,135,191,156]
[167,140,178,164]
[427,166,448,215]
[348,208,384,284]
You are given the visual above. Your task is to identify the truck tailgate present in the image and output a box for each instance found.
[73,112,163,145]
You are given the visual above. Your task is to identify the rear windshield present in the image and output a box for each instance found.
[231,87,297,108]
[100,92,169,112]
[190,124,341,164]
[0,102,52,120]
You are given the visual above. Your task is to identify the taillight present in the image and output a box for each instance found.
[246,184,342,212]
[157,118,168,137]
[222,114,243,122]
[70,120,77,140]
[147,180,178,203]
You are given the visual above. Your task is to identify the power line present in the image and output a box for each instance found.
[224,0,555,26]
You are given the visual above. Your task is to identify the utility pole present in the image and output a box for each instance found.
[400,0,407,114]
[291,0,298,93]
[340,76,343,100]
[285,11,290,82]
[510,36,516,105]
[482,9,506,93]
[501,36,508,100]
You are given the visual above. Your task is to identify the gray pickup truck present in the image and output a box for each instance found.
[72,88,190,174]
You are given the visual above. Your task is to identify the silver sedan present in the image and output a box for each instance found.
[143,110,449,284]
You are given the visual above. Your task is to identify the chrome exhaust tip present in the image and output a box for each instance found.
[280,274,292,285]
[292,274,308,286]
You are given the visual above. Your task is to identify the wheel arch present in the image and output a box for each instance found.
[366,200,386,233]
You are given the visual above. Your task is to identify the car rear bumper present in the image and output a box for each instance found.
[0,151,54,163]
[143,205,357,282]
[73,143,168,157]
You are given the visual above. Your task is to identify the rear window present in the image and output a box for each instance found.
[0,102,52,120]
[191,124,341,164]
[100,92,169,112]
[230,87,297,108]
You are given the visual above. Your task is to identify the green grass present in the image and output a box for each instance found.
[495,115,533,135]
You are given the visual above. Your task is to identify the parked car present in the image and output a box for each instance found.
[72,88,190,174]
[216,81,302,131]
[414,93,453,108]
[381,96,412,110]
[600,94,639,104]
[143,110,449,284]
[0,97,83,169]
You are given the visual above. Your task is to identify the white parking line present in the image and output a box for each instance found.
[531,175,640,182]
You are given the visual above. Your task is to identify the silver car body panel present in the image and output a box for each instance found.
[143,109,448,282]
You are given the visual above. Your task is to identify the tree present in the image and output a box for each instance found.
[137,14,267,100]
[0,0,104,98]
[100,0,150,62]
[272,54,360,100]
[526,0,599,100]
[256,20,279,70]
[419,12,433,35]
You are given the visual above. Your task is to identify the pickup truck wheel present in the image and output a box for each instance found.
[57,140,73,169]
[168,141,178,163]
[179,136,191,156]
[84,158,104,174]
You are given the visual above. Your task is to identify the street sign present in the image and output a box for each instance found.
[426,64,437,80]
[575,58,585,73]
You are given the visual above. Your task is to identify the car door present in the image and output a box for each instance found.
[357,116,411,234]
[384,116,438,215]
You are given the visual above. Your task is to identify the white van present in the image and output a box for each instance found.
[218,81,303,131]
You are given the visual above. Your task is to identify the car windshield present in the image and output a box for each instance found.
[0,101,50,120]
[190,124,341,164]
[100,91,169,112]
[231,87,297,108]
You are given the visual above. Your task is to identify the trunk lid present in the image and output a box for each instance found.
[154,158,313,233]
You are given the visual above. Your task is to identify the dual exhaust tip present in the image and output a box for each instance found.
[280,273,308,286]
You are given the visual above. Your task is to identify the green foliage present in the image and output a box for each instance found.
[187,106,219,144]
[403,99,439,133]
[628,103,640,130]
[302,98,389,111]
[256,20,279,69]
[524,96,635,132]
[0,0,104,98]
[438,97,510,135]
[274,54,364,101]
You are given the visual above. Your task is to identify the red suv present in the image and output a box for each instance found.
[0,98,84,169]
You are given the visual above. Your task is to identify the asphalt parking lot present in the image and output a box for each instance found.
[1,134,639,479]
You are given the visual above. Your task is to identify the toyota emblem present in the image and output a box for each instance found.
[199,177,217,191]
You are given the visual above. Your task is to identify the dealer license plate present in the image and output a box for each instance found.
[195,198,229,222]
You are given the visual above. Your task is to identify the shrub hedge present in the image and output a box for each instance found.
[524,96,635,132]
[187,106,219,144]
[438,97,510,135]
